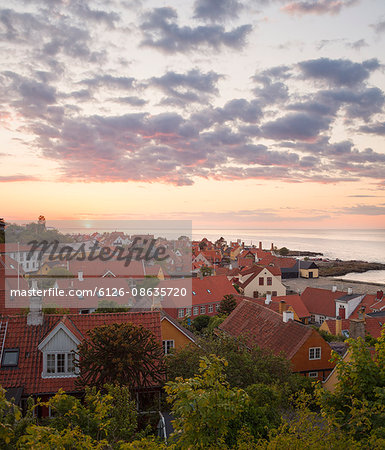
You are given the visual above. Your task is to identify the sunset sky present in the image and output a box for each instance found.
[1,0,385,228]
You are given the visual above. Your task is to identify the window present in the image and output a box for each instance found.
[308,371,318,378]
[309,347,321,360]
[215,303,220,311]
[310,314,315,322]
[193,306,199,315]
[319,316,326,324]
[163,340,175,355]
[178,308,184,318]
[45,353,76,376]
[272,291,277,297]
[207,289,211,294]
[208,304,213,313]
[267,277,272,286]
[186,307,192,317]
[200,306,206,314]
[2,349,19,367]
[259,277,264,286]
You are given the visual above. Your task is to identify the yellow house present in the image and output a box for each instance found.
[323,348,351,392]
[161,312,197,354]
[299,261,319,278]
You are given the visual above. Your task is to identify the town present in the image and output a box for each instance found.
[1,217,385,448]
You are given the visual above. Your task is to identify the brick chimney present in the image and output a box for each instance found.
[349,316,365,340]
[377,290,384,300]
[283,310,294,323]
[271,243,274,251]
[335,316,342,335]
[27,280,43,326]
[279,300,286,314]
[259,241,262,250]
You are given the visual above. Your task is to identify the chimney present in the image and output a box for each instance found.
[347,287,353,295]
[78,271,84,281]
[271,243,274,251]
[335,316,342,335]
[27,280,43,326]
[259,241,262,250]
[0,218,5,241]
[332,285,337,293]
[265,293,272,305]
[283,310,294,323]
[377,290,383,300]
[279,300,286,314]
[358,306,366,321]
[349,317,365,340]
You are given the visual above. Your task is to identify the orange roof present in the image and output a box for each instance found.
[219,300,313,359]
[325,317,385,339]
[301,287,346,317]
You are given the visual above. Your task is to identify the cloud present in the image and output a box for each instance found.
[342,205,385,215]
[261,113,331,141]
[140,7,252,53]
[370,19,385,35]
[298,58,380,87]
[193,0,243,22]
[110,96,147,106]
[79,75,136,90]
[0,175,38,182]
[359,121,385,136]
[149,69,222,105]
[347,39,368,50]
[282,0,358,16]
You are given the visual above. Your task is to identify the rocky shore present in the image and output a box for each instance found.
[317,260,385,277]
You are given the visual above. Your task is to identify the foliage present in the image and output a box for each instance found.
[77,323,165,390]
[165,355,249,449]
[95,300,130,313]
[192,315,210,332]
[278,247,289,256]
[315,327,345,342]
[18,385,138,448]
[42,305,70,315]
[166,334,310,396]
[206,315,226,334]
[218,294,237,316]
[4,222,73,244]
[316,329,385,441]
[0,386,22,445]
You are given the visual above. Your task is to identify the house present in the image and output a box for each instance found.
[219,299,335,381]
[320,313,384,340]
[160,311,197,354]
[158,275,238,320]
[301,287,365,324]
[251,294,311,324]
[0,307,162,415]
[234,266,286,298]
[258,254,299,279]
[2,243,42,273]
[299,261,319,278]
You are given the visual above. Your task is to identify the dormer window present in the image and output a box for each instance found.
[46,352,75,375]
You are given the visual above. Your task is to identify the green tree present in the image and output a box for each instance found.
[192,314,210,332]
[278,247,289,256]
[77,323,165,390]
[317,328,385,441]
[165,355,249,449]
[218,294,237,316]
[19,385,138,448]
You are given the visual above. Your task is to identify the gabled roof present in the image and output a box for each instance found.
[160,311,197,343]
[325,317,384,339]
[219,300,312,359]
[258,254,298,270]
[0,311,161,396]
[301,287,346,317]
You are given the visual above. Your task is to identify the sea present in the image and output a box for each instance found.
[30,222,385,284]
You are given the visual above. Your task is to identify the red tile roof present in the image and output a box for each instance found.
[301,287,346,317]
[325,317,385,339]
[219,300,312,359]
[0,311,162,396]
[258,254,297,269]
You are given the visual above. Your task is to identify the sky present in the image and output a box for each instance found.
[1,0,385,229]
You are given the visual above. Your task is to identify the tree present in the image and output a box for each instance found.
[18,385,139,448]
[316,329,385,441]
[192,314,210,332]
[279,247,289,256]
[165,355,249,448]
[218,294,237,316]
[77,323,165,390]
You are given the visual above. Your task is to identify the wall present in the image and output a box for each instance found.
[161,318,195,351]
[290,329,335,381]
[243,269,286,298]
